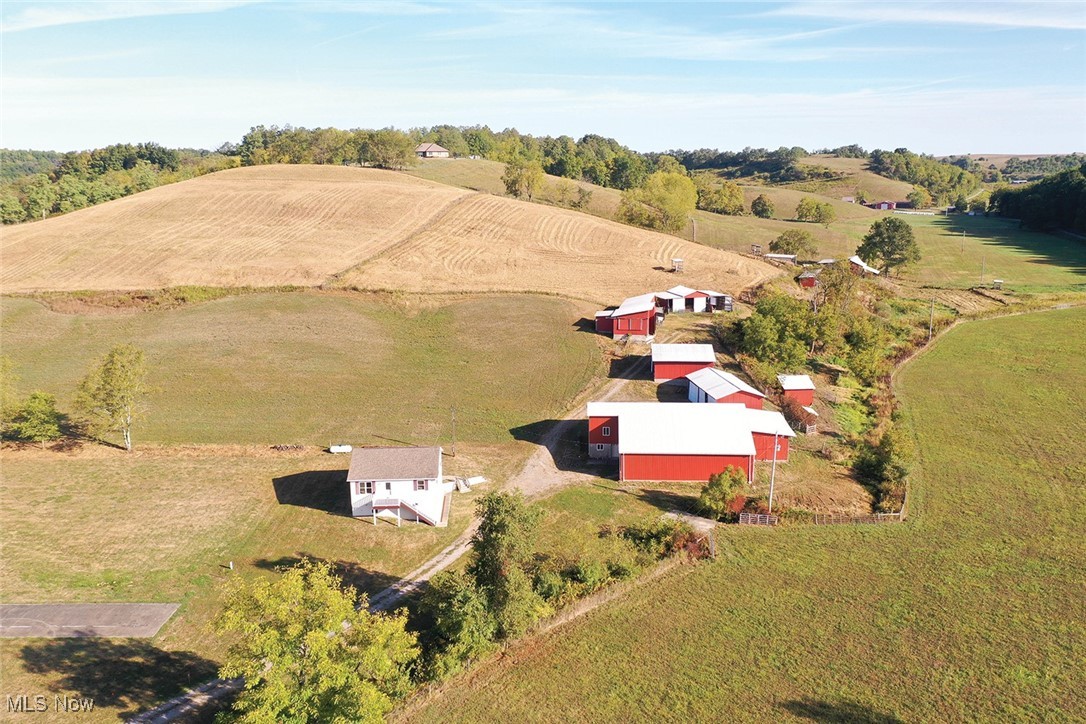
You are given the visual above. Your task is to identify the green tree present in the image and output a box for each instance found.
[855,217,920,275]
[418,570,497,679]
[467,492,545,639]
[10,392,63,448]
[215,559,418,723]
[652,155,686,176]
[907,186,933,209]
[75,344,148,452]
[751,193,774,218]
[795,197,835,225]
[359,129,417,170]
[502,158,545,201]
[0,356,18,435]
[769,229,817,257]
[619,171,697,232]
[853,188,870,205]
[739,292,815,370]
[813,202,836,226]
[696,466,747,520]
[695,178,745,215]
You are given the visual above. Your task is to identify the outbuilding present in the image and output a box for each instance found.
[651,343,716,382]
[346,446,451,526]
[797,268,821,288]
[848,255,881,277]
[744,408,796,461]
[664,285,711,313]
[875,200,897,210]
[686,367,765,408]
[595,293,658,341]
[778,374,816,406]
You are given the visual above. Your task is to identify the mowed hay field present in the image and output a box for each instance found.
[1,163,775,303]
[1,165,470,292]
[403,307,1086,722]
[1,291,601,445]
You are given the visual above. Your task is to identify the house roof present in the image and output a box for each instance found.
[610,403,755,456]
[347,446,442,481]
[415,143,449,153]
[652,343,716,364]
[686,367,765,400]
[848,255,881,275]
[778,374,815,391]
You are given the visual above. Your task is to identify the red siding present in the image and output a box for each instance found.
[595,316,614,334]
[621,453,751,482]
[752,432,789,461]
[799,277,817,288]
[783,388,815,406]
[653,360,714,382]
[588,416,618,444]
[611,309,655,337]
[717,390,764,409]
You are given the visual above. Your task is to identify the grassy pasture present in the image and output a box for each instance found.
[793,154,915,201]
[403,307,1086,722]
[1,291,601,447]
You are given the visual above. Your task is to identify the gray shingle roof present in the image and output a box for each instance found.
[347,446,441,481]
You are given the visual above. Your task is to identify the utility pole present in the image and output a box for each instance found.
[450,407,457,457]
[981,255,986,286]
[767,432,780,514]
[961,229,965,254]
[928,296,935,342]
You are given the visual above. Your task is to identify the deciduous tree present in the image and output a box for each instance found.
[215,559,418,723]
[75,344,148,452]
[501,158,545,201]
[751,193,774,218]
[619,171,697,232]
[10,392,62,448]
[696,466,747,520]
[855,217,920,275]
[769,229,817,257]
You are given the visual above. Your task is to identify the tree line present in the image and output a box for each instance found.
[867,148,980,205]
[0,143,238,224]
[990,163,1086,233]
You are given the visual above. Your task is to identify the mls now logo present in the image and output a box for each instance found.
[6,694,95,714]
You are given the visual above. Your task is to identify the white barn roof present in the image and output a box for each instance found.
[848,255,881,275]
[651,343,716,364]
[778,374,815,391]
[666,285,699,297]
[614,403,755,456]
[743,409,796,437]
[686,367,765,400]
[611,292,657,316]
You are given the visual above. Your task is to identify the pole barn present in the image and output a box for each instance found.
[651,343,716,382]
[686,367,766,408]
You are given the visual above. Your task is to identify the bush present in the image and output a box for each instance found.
[617,518,693,559]
[696,466,747,521]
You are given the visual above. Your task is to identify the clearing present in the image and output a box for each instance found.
[399,306,1086,722]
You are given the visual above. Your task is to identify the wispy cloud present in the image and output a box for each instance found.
[772,1,1086,31]
[1,0,258,33]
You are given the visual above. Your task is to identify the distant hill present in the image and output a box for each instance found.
[0,149,61,183]
[1,164,776,303]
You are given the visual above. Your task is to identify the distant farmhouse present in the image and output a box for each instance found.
[415,143,450,159]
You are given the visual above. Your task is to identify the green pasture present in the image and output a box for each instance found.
[405,307,1086,722]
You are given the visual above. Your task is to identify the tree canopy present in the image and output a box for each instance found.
[619,171,697,232]
[76,344,148,452]
[855,217,920,275]
[795,197,835,225]
[751,193,774,218]
[769,229,817,257]
[695,177,745,215]
[502,158,545,201]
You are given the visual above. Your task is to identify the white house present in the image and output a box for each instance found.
[347,446,452,526]
[415,143,451,158]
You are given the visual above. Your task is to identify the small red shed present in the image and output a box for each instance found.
[651,343,716,382]
[797,269,821,288]
[686,367,765,409]
[778,374,816,406]
[848,255,880,277]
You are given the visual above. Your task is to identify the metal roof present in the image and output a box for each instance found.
[415,143,449,153]
[613,403,755,456]
[777,374,815,391]
[686,367,765,400]
[699,289,728,298]
[611,292,658,316]
[742,409,796,437]
[652,343,716,364]
[666,285,698,297]
[347,446,442,481]
[848,255,881,275]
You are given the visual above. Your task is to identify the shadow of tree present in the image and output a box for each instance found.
[252,553,400,597]
[930,215,1086,276]
[635,487,698,514]
[19,638,218,720]
[780,697,904,723]
[272,469,351,516]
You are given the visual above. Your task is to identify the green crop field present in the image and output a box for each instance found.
[403,307,1086,722]
[1,291,601,447]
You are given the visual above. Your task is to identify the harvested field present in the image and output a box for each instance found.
[337,192,776,304]
[1,165,469,292]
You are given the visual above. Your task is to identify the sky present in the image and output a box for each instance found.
[1,1,1084,155]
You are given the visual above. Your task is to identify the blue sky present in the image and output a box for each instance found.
[2,1,1084,154]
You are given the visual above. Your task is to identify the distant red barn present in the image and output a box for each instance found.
[651,343,716,382]
[595,293,659,341]
[778,374,816,406]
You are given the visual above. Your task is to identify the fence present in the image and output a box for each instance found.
[810,511,903,525]
[738,512,779,526]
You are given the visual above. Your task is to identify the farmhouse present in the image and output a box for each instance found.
[686,367,765,408]
[595,292,658,341]
[346,446,452,526]
[848,255,881,276]
[415,143,451,158]
[778,374,816,406]
[587,402,756,482]
[651,343,716,382]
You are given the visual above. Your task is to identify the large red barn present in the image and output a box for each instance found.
[651,343,716,382]
[686,367,765,409]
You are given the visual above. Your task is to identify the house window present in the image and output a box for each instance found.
[414,480,429,491]
[358,481,374,495]
[595,444,605,452]
[601,426,611,437]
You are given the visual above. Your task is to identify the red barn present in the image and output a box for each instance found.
[778,374,816,406]
[744,408,796,461]
[875,200,897,210]
[595,293,659,341]
[797,269,821,288]
[662,285,711,313]
[651,343,716,382]
[587,402,755,482]
[686,367,765,409]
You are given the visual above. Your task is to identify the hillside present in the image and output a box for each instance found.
[0,164,775,303]
[791,154,915,201]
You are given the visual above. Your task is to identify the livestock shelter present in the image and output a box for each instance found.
[663,285,710,313]
[595,293,659,341]
[686,367,765,408]
[347,446,451,526]
[778,374,816,406]
[849,255,881,276]
[797,269,821,288]
[651,343,716,382]
[587,402,756,482]
[415,143,450,158]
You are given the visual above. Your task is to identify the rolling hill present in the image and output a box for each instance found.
[0,164,775,304]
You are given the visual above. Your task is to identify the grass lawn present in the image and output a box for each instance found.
[1,290,602,446]
[402,306,1086,722]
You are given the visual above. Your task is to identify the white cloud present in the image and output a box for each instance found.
[1,0,258,33]
[772,1,1086,31]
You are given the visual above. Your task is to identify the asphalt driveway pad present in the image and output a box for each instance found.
[0,603,179,638]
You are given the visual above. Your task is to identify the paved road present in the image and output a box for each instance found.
[0,603,179,638]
